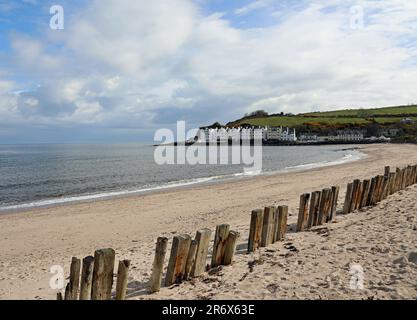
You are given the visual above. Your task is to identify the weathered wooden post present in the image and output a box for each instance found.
[328,186,339,222]
[149,237,168,293]
[296,193,310,232]
[115,260,130,300]
[367,177,376,206]
[91,248,116,300]
[211,224,230,267]
[359,179,370,209]
[248,209,264,252]
[79,256,94,300]
[343,182,353,214]
[349,180,360,212]
[184,240,198,280]
[355,181,364,211]
[261,207,275,247]
[67,257,81,300]
[317,189,330,224]
[165,235,191,286]
[191,229,212,278]
[389,172,396,195]
[384,166,390,177]
[223,231,240,266]
[307,191,321,228]
[375,175,384,203]
[276,205,288,241]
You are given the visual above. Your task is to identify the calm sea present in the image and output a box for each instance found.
[0,144,362,211]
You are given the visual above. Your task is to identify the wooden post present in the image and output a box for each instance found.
[149,237,168,294]
[375,175,384,203]
[211,224,230,267]
[389,172,396,195]
[381,176,389,200]
[355,181,363,211]
[307,191,321,228]
[384,166,390,177]
[64,282,71,300]
[79,256,94,300]
[115,260,130,300]
[248,209,264,252]
[91,248,115,300]
[191,229,212,278]
[276,206,288,241]
[68,257,81,300]
[165,235,191,286]
[401,168,405,190]
[367,177,377,206]
[296,193,310,232]
[261,207,275,247]
[328,186,339,222]
[223,231,240,266]
[183,240,198,280]
[317,189,330,224]
[343,182,353,214]
[359,179,370,208]
[349,180,360,212]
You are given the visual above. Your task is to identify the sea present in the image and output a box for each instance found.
[0,144,363,212]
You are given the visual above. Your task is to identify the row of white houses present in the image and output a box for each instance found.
[196,127,392,143]
[196,126,297,142]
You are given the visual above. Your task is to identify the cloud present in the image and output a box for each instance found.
[1,0,417,142]
[234,0,270,16]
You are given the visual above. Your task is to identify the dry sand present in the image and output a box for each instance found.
[0,143,416,300]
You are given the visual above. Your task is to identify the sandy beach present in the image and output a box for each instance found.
[1,143,417,300]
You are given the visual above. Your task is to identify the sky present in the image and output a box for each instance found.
[0,0,417,143]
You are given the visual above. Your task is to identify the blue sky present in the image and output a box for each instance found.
[0,0,417,143]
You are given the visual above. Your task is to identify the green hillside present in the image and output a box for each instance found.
[227,105,417,128]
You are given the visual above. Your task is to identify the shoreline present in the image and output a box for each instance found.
[0,145,365,215]
[1,143,417,300]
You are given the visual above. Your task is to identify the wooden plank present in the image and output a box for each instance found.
[276,206,288,241]
[149,237,168,293]
[68,257,81,300]
[359,179,370,208]
[328,186,339,222]
[79,256,94,300]
[261,206,275,247]
[115,260,130,300]
[223,231,240,266]
[165,235,191,286]
[343,182,353,214]
[307,191,321,228]
[91,248,116,300]
[190,229,212,278]
[296,193,310,232]
[248,209,264,252]
[211,224,230,267]
[184,240,198,280]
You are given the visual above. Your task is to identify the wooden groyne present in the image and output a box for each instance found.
[58,163,417,300]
